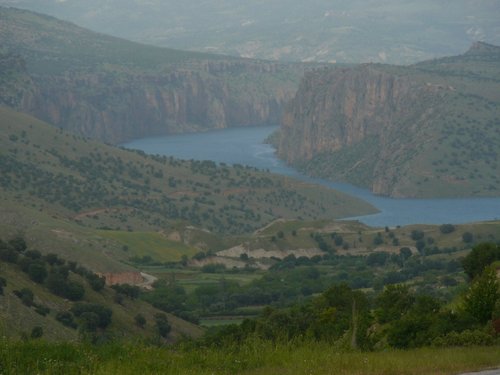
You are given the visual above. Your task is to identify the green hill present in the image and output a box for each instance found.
[0,240,202,342]
[0,106,375,272]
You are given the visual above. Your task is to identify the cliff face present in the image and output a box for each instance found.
[20,60,297,143]
[0,7,300,143]
[279,66,424,163]
[277,45,500,198]
[278,65,444,196]
[0,52,38,110]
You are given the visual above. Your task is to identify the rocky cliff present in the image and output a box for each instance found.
[0,7,301,143]
[23,60,297,143]
[277,44,500,198]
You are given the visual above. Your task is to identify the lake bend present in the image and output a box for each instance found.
[122,126,500,228]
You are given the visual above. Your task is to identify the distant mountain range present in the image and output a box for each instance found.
[1,0,499,64]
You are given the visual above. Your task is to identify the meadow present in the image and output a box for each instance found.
[0,339,499,375]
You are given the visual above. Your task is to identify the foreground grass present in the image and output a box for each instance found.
[0,340,499,375]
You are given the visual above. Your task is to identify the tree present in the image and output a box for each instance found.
[135,313,146,328]
[399,247,412,262]
[30,326,43,339]
[375,284,415,324]
[463,266,499,324]
[71,303,112,329]
[14,288,34,306]
[28,262,47,283]
[462,232,474,244]
[439,224,455,234]
[0,276,6,295]
[462,243,500,279]
[8,236,27,252]
[411,230,424,241]
[155,313,171,338]
[87,274,105,292]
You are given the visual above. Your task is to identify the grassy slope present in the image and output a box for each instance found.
[0,260,203,342]
[0,106,375,269]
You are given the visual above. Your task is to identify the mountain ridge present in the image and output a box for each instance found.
[0,6,304,143]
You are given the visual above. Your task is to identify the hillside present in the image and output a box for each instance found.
[2,1,500,65]
[0,237,203,342]
[0,106,375,263]
[0,7,304,143]
[277,43,500,198]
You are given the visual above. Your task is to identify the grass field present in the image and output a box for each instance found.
[98,231,198,263]
[0,340,498,375]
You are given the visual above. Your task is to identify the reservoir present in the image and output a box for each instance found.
[123,126,500,227]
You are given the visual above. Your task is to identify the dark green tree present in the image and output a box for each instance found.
[463,266,499,324]
[155,313,171,338]
[135,313,146,328]
[462,243,500,279]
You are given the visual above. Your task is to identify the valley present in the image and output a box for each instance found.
[0,5,499,374]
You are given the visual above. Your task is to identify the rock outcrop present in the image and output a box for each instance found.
[277,44,500,198]
[21,60,298,144]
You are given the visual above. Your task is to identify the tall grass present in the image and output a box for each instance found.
[0,339,498,375]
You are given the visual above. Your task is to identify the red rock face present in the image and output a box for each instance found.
[18,60,299,144]
[100,272,144,286]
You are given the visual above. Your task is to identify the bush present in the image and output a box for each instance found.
[135,313,146,328]
[30,326,43,339]
[154,313,171,338]
[27,262,47,283]
[201,263,227,273]
[87,274,105,291]
[411,230,424,241]
[56,311,77,329]
[433,330,495,347]
[71,303,112,329]
[14,288,34,306]
[439,224,456,234]
[0,276,6,295]
[462,232,474,244]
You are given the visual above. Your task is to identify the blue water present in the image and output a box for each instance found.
[123,126,500,227]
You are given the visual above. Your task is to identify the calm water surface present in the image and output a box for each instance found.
[123,126,500,227]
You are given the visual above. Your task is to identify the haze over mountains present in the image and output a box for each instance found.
[1,0,500,64]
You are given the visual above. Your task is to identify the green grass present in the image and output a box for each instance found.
[98,231,198,263]
[0,340,498,375]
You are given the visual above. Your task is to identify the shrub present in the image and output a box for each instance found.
[30,326,43,339]
[135,313,146,328]
[155,313,171,338]
[56,311,77,329]
[14,288,34,306]
[433,330,495,347]
[71,303,112,329]
[27,262,47,283]
[439,224,456,234]
[462,232,474,244]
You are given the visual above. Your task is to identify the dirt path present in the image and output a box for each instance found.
[458,370,500,375]
[138,272,157,289]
